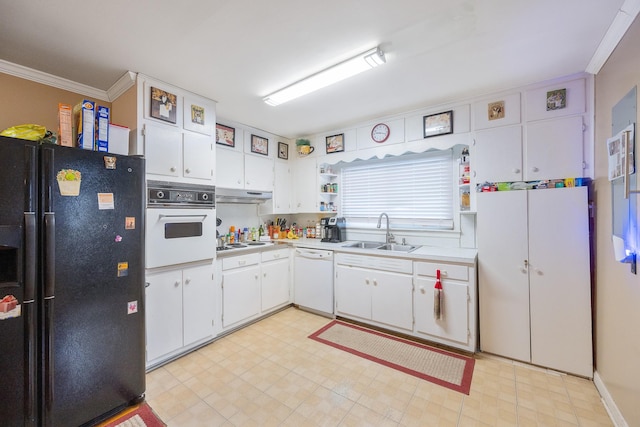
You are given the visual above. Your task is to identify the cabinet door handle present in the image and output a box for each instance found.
[365,279,370,285]
[185,277,191,284]
[174,281,180,287]
[531,166,539,173]
[185,168,191,174]
[513,168,520,174]
[238,260,246,266]
[419,286,425,294]
[170,166,176,172]
[145,282,150,288]
[373,279,377,286]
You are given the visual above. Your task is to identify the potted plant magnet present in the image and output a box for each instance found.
[295,138,315,156]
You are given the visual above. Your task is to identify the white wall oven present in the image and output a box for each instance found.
[146,180,215,268]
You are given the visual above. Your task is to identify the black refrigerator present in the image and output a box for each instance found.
[0,135,146,426]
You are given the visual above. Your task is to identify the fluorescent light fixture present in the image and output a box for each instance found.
[264,47,386,106]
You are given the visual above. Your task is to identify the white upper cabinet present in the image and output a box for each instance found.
[245,154,274,192]
[144,124,182,178]
[524,115,584,181]
[216,148,244,189]
[136,74,216,185]
[144,124,214,183]
[473,125,523,183]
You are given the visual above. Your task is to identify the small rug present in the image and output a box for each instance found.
[98,403,166,427]
[309,320,475,394]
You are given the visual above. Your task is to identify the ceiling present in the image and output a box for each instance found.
[0,1,634,139]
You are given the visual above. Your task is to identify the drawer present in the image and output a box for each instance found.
[222,253,261,271]
[261,247,289,262]
[336,253,412,274]
[415,261,468,281]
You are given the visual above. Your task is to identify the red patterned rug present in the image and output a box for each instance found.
[309,320,475,394]
[98,402,165,427]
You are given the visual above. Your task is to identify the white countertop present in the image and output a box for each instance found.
[216,238,477,264]
[264,238,477,264]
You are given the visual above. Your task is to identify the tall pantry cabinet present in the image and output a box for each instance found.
[477,187,592,377]
[474,76,593,378]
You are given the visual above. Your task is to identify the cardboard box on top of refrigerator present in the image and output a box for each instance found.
[108,123,130,155]
[73,100,95,150]
[95,105,110,152]
[57,103,73,147]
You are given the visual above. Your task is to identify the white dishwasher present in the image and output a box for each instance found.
[293,247,334,315]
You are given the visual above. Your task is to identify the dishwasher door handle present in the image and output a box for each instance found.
[295,249,332,259]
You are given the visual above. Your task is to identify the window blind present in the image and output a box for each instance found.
[340,151,454,229]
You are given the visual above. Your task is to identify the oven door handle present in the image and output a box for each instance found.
[158,214,208,220]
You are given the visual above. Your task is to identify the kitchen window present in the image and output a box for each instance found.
[339,150,454,229]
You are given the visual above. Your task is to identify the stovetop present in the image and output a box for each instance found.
[216,241,270,252]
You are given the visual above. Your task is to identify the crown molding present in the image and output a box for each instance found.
[0,59,136,102]
[586,0,640,74]
[107,71,137,101]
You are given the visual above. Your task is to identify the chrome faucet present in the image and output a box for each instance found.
[377,212,396,244]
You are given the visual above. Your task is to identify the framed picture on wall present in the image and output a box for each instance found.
[326,133,344,153]
[278,141,289,159]
[423,110,453,138]
[251,134,269,155]
[150,87,177,124]
[487,101,505,121]
[215,123,235,147]
[184,96,211,135]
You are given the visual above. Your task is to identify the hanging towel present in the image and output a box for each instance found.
[434,269,443,320]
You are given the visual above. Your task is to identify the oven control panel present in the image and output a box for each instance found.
[147,180,215,207]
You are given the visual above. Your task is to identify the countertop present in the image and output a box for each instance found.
[216,238,477,264]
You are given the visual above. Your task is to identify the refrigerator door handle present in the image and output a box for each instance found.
[43,211,55,424]
[24,212,36,302]
[44,212,55,299]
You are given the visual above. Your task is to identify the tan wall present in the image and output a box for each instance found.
[594,15,640,426]
[111,85,137,130]
[0,73,112,138]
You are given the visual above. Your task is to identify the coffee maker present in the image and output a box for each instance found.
[321,217,346,242]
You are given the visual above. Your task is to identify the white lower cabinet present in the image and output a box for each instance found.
[261,248,291,312]
[220,248,291,331]
[414,261,476,351]
[145,263,215,366]
[335,253,413,332]
[221,253,261,328]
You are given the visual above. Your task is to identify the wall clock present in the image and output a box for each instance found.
[371,123,390,143]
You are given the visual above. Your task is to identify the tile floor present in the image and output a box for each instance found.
[145,308,613,426]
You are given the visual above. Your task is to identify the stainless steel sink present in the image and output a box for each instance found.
[376,243,419,252]
[342,241,420,252]
[342,241,383,249]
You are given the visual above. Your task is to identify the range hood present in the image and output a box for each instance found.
[215,187,272,204]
